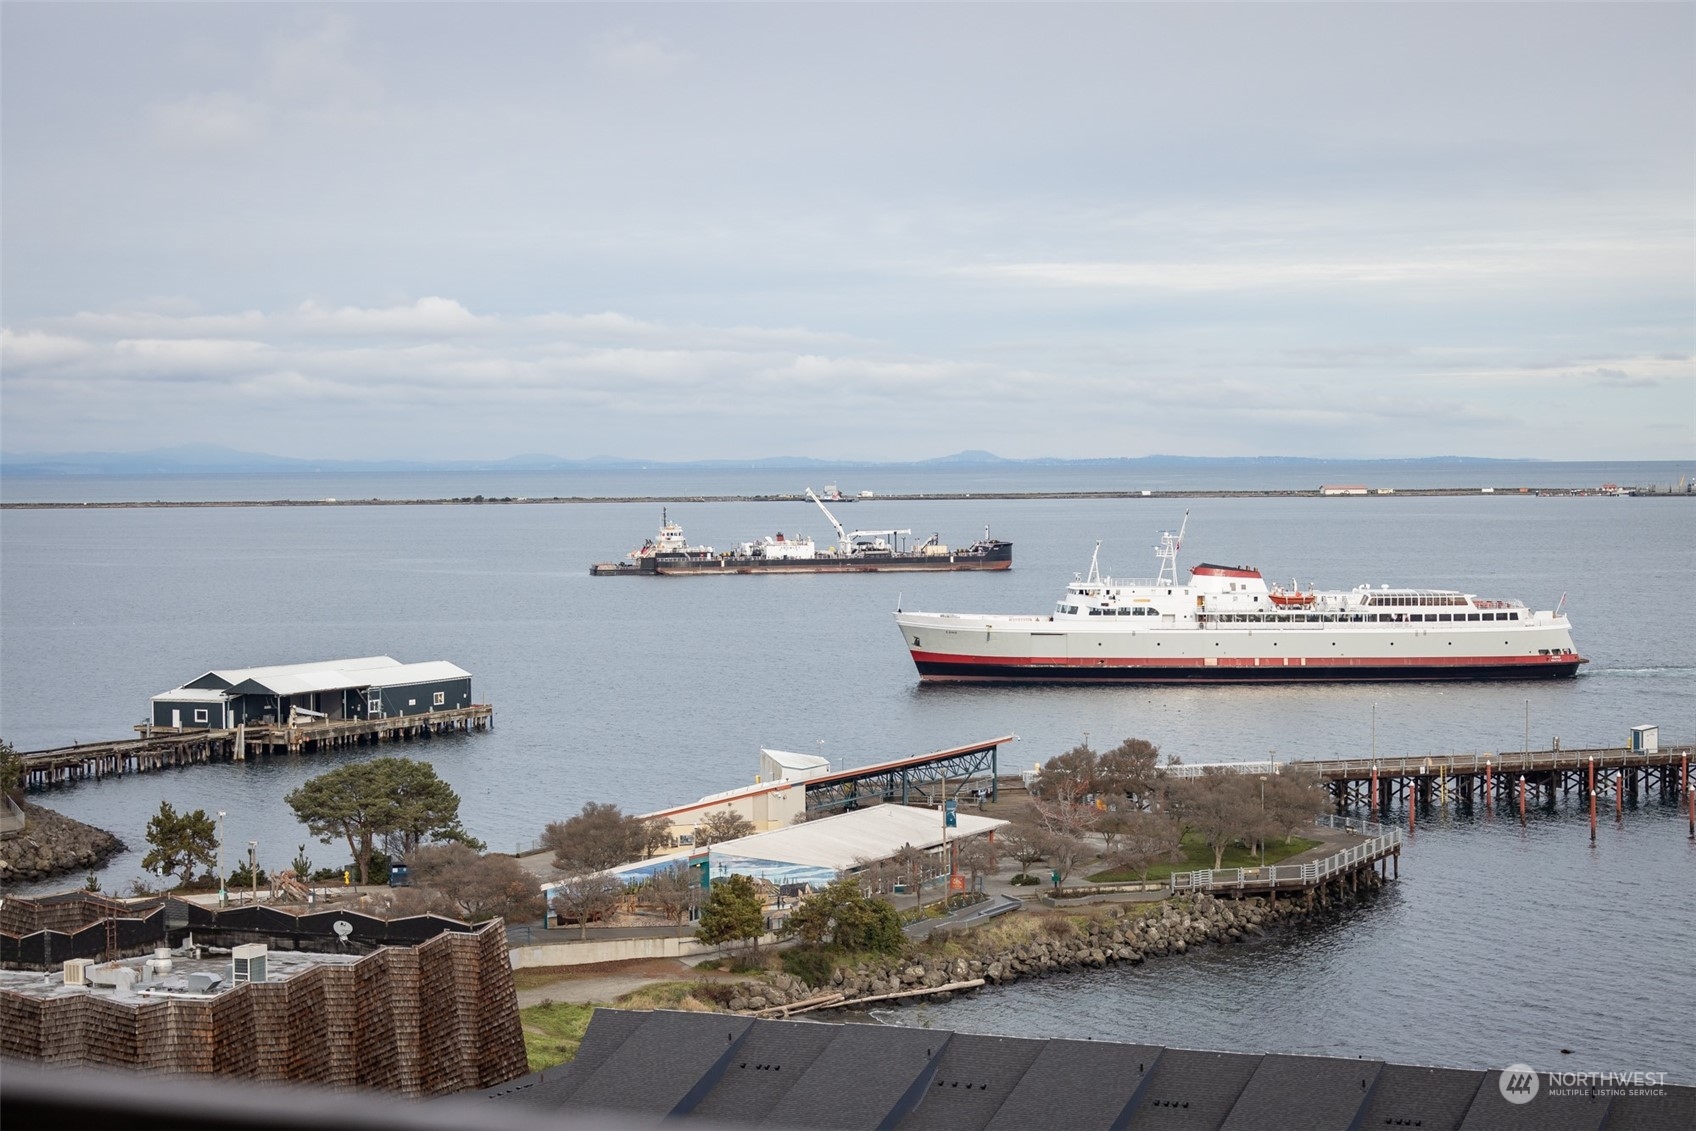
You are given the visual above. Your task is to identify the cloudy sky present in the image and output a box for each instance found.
[2,3,1691,462]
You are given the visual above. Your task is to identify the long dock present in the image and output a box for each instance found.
[16,705,493,790]
[1287,744,1692,814]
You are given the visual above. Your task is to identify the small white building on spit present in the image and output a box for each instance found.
[589,803,1008,893]
[640,748,835,843]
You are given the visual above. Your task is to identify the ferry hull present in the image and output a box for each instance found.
[910,654,1584,683]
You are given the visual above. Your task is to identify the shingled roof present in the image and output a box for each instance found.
[483,1009,1695,1131]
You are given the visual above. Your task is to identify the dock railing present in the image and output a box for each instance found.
[1168,814,1400,895]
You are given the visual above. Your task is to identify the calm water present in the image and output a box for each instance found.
[1,458,1690,503]
[2,468,1693,1079]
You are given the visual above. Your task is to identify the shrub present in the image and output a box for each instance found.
[781,946,838,988]
[1040,914,1080,940]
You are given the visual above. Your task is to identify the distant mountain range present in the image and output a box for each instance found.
[0,443,1531,477]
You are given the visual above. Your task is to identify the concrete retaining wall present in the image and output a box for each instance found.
[509,931,782,970]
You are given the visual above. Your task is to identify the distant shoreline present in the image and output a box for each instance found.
[3,486,1687,510]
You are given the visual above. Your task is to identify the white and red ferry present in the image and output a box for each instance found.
[894,515,1585,683]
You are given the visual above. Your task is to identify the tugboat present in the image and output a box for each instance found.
[894,513,1584,682]
[590,492,1012,575]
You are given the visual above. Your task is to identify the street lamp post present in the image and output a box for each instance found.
[217,811,227,907]
[1258,776,1268,865]
[248,841,257,905]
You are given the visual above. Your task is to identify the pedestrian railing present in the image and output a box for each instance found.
[1169,816,1401,894]
[1162,760,1282,779]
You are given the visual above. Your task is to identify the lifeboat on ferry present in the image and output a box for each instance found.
[1268,588,1316,608]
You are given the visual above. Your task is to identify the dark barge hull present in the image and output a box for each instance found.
[912,657,1584,684]
[594,542,1012,576]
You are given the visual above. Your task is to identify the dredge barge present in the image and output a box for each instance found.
[592,491,1012,575]
[894,514,1584,683]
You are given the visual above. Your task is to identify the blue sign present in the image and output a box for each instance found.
[945,799,957,828]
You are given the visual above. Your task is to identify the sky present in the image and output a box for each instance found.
[2,3,1692,463]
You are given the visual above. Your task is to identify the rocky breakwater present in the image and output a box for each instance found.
[727,878,1383,1015]
[0,801,127,885]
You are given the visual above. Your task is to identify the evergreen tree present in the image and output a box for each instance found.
[286,758,476,885]
[695,873,765,955]
[141,800,218,885]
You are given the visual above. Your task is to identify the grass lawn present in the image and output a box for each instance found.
[519,981,734,1072]
[1086,833,1322,884]
[520,1001,596,1072]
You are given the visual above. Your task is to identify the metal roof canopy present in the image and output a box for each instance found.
[803,736,1012,816]
[221,660,469,698]
[183,656,402,691]
[710,804,1007,874]
[637,736,1014,826]
[584,805,1009,891]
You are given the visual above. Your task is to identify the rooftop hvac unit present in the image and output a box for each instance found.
[63,959,95,986]
[186,971,223,994]
[231,943,268,985]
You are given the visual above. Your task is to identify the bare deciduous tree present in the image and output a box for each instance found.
[1265,768,1326,843]
[1001,823,1053,878]
[693,810,756,847]
[1046,833,1091,887]
[543,802,653,873]
[1108,811,1185,882]
[1096,737,1162,805]
[640,863,702,924]
[1033,743,1096,803]
[1032,797,1096,840]
[551,872,628,939]
[952,834,999,890]
[407,843,546,923]
[1166,768,1259,870]
[891,842,933,909]
[1093,806,1134,852]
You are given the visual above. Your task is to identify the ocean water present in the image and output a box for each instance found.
[2,468,1693,1079]
[1,458,1689,504]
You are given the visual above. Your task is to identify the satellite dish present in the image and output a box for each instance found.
[332,920,353,940]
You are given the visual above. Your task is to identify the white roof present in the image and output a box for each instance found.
[150,687,231,703]
[363,661,471,688]
[195,656,401,689]
[710,804,1006,872]
[760,749,831,772]
[217,658,467,697]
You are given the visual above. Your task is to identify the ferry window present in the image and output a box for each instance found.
[1467,613,1480,621]
[1509,612,1519,620]
[1439,614,1451,621]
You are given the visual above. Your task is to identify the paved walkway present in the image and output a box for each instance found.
[513,957,748,1008]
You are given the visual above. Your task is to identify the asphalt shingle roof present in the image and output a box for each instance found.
[483,1009,1696,1131]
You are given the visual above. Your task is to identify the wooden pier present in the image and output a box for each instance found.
[17,705,493,790]
[1287,744,1693,816]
